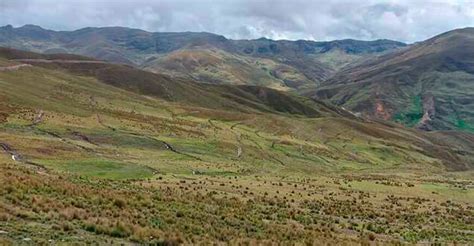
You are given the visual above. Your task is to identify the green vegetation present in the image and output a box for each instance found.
[42,159,154,180]
[0,50,472,244]
[454,118,474,131]
[448,108,474,132]
[393,95,423,127]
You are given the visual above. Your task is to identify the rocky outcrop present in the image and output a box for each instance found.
[417,94,435,131]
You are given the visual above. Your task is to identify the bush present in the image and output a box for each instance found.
[113,199,126,208]
[176,211,185,218]
[110,223,130,238]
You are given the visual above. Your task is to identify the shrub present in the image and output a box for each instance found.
[113,199,126,208]
[110,223,130,238]
[176,211,185,218]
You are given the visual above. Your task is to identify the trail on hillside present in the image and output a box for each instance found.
[0,64,32,72]
[26,110,98,153]
[0,142,46,170]
[230,122,285,165]
[92,101,202,162]
[13,59,108,64]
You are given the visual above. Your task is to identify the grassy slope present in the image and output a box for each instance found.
[1,59,472,172]
[141,47,386,92]
[0,57,473,243]
[142,48,314,91]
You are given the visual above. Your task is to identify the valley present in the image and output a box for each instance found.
[0,47,472,244]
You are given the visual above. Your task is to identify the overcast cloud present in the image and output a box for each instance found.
[1,0,473,43]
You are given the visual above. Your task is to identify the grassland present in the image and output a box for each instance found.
[1,160,472,244]
[0,59,473,244]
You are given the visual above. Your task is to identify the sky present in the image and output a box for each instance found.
[1,0,474,43]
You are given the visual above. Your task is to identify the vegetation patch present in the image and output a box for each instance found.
[393,95,423,127]
[42,159,154,180]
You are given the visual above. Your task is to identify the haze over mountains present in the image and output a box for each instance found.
[0,24,473,132]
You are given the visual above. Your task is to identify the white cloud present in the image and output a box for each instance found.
[0,0,473,42]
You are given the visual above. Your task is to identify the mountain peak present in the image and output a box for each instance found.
[427,26,474,43]
[0,24,13,30]
[18,24,46,31]
[445,26,474,34]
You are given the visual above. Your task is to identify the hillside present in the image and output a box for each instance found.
[141,48,312,90]
[0,49,473,244]
[0,24,406,90]
[311,28,474,132]
[0,47,473,173]
[0,47,337,118]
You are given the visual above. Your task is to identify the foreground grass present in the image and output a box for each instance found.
[0,160,473,244]
[0,162,355,244]
[42,159,154,180]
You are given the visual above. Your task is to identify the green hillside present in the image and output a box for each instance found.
[0,48,473,244]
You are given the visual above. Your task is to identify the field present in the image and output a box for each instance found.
[1,160,472,244]
[0,58,473,244]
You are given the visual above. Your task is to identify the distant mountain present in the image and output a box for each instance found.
[311,27,474,131]
[0,24,406,90]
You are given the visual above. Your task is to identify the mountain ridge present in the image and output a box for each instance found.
[0,24,406,90]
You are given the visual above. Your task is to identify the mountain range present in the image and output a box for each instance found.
[0,24,405,90]
[0,24,473,132]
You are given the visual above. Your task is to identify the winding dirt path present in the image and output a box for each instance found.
[229,122,286,165]
[0,64,32,72]
[0,142,46,170]
[12,59,108,64]
[0,59,107,72]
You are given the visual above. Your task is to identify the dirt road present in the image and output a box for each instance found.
[13,59,107,64]
[0,64,32,71]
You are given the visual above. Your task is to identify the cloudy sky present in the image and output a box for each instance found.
[1,0,473,43]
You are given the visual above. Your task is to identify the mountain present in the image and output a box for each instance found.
[0,47,337,117]
[0,24,406,90]
[311,27,474,132]
[1,47,474,244]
